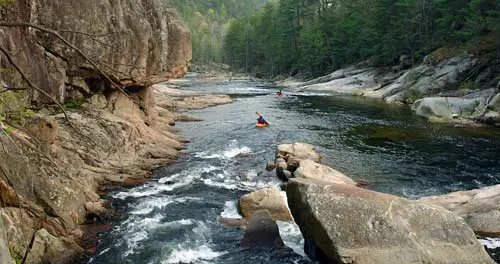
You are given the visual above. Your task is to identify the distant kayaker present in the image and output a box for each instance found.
[277,88,283,96]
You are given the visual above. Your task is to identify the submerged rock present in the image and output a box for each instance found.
[239,187,293,222]
[240,210,285,248]
[421,184,500,237]
[286,178,494,264]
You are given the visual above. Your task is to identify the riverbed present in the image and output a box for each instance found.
[87,79,500,263]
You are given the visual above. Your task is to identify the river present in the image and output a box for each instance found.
[87,79,500,263]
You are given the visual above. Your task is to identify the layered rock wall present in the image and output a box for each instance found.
[0,0,191,103]
[0,1,191,263]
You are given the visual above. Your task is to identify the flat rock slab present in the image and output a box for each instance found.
[294,159,356,186]
[286,178,494,264]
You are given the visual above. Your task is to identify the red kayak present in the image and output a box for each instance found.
[255,123,268,128]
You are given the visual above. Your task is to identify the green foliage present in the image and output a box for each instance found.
[0,0,14,5]
[167,0,271,64]
[0,69,36,126]
[223,0,500,78]
[64,98,85,109]
[9,247,22,264]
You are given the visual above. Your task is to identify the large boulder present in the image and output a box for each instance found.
[420,184,500,237]
[240,210,285,248]
[293,160,356,186]
[276,143,321,162]
[286,178,494,264]
[239,187,293,222]
[412,96,487,120]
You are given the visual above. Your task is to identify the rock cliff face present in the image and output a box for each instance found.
[0,0,191,103]
[0,1,191,263]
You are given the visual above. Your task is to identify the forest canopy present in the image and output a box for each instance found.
[222,0,499,78]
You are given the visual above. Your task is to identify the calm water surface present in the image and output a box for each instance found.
[88,79,500,263]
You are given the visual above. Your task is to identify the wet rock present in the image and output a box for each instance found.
[293,159,356,186]
[282,170,292,181]
[287,178,494,264]
[84,200,109,219]
[240,210,285,248]
[221,218,246,228]
[266,161,276,171]
[412,96,488,120]
[277,143,321,162]
[286,156,301,172]
[420,184,500,237]
[239,187,293,222]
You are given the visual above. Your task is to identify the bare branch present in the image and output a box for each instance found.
[0,21,130,97]
[0,45,71,123]
[0,87,27,93]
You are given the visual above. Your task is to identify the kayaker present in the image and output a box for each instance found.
[256,112,269,125]
[277,88,282,96]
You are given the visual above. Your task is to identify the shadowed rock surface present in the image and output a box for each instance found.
[240,210,285,248]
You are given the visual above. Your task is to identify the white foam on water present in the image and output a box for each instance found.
[195,140,252,160]
[130,196,202,215]
[97,248,110,256]
[114,166,221,200]
[479,237,500,249]
[277,221,306,257]
[223,146,252,158]
[121,215,198,257]
[221,200,241,219]
[203,178,238,190]
[123,230,148,257]
[158,173,181,184]
[162,245,226,264]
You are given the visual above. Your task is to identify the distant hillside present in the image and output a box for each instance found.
[167,0,271,64]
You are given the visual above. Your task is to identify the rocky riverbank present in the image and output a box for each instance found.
[0,84,233,264]
[0,0,200,263]
[278,49,500,126]
[238,142,498,263]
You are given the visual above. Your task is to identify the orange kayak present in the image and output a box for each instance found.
[255,123,268,128]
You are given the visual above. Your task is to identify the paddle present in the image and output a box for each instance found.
[255,111,270,126]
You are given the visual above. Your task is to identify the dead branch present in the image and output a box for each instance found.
[0,21,130,97]
[0,87,27,93]
[0,46,71,122]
